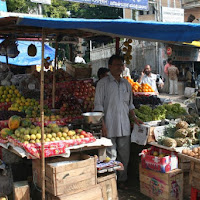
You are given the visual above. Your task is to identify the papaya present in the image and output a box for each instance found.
[0,128,13,139]
[8,115,21,130]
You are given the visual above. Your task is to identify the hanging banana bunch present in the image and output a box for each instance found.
[122,39,132,65]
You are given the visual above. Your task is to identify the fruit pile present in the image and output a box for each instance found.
[12,124,89,144]
[124,76,154,92]
[133,95,161,108]
[0,85,21,103]
[135,104,187,122]
[182,147,200,159]
[9,97,51,118]
[122,39,132,64]
[0,115,92,145]
[159,120,200,148]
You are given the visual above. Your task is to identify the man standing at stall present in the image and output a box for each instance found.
[94,54,142,189]
[138,65,164,93]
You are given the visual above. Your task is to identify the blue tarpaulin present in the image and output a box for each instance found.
[0,39,55,66]
[14,17,200,43]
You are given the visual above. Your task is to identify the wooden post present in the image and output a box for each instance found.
[40,28,45,200]
[52,41,58,109]
[115,37,120,55]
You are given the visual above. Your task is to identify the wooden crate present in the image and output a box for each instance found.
[66,63,92,79]
[97,173,118,200]
[32,153,97,196]
[189,161,200,191]
[178,157,191,172]
[139,164,183,200]
[13,181,30,200]
[46,185,102,200]
[183,172,190,199]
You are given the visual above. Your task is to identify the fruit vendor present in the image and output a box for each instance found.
[94,54,143,189]
[138,65,164,93]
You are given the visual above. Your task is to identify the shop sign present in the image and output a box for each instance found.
[30,0,51,5]
[171,45,200,61]
[166,47,172,56]
[67,0,149,11]
[162,7,184,22]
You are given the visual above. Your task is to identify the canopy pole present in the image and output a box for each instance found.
[52,41,58,109]
[115,37,120,55]
[40,28,45,200]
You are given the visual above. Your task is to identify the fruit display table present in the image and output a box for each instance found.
[0,137,112,160]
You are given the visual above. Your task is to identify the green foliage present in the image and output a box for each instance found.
[7,0,37,13]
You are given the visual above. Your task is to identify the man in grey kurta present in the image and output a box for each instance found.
[94,54,142,188]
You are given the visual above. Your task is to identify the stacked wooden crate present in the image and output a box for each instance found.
[97,173,118,200]
[178,156,191,198]
[189,161,200,191]
[32,153,102,200]
[139,164,183,200]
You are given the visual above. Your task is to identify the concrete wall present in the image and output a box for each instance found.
[90,43,116,76]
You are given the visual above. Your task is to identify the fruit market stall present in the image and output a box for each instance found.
[2,16,200,200]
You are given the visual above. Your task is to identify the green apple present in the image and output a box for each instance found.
[24,135,30,141]
[36,133,41,139]
[30,134,36,140]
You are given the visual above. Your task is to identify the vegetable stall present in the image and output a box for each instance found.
[1,16,200,200]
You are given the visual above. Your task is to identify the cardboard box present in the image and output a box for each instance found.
[140,164,183,200]
[131,120,169,145]
[140,146,178,173]
[32,153,97,196]
[97,173,118,200]
[46,185,102,200]
[13,181,30,200]
[189,161,200,190]
[66,63,92,79]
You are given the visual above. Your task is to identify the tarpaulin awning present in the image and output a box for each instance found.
[183,41,200,48]
[0,39,55,66]
[1,16,200,43]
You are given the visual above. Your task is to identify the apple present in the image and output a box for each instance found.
[55,137,60,141]
[47,134,52,139]
[57,132,62,137]
[45,138,50,142]
[30,140,35,144]
[62,132,67,137]
[24,135,30,141]
[51,138,56,142]
[63,127,69,133]
[35,139,41,143]
[52,133,56,138]
[36,133,41,139]
[30,134,36,140]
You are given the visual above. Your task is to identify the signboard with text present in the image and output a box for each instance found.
[67,0,148,11]
[162,7,184,23]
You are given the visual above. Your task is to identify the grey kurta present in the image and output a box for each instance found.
[94,74,135,138]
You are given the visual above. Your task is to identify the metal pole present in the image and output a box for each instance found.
[52,41,58,109]
[38,3,42,15]
[40,28,45,200]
